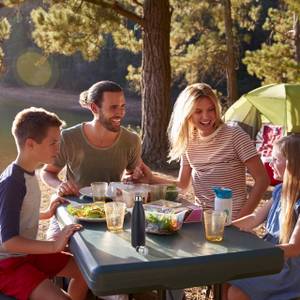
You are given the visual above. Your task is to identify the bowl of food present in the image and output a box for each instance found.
[144,207,187,235]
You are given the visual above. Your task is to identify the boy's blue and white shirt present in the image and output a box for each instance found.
[0,163,41,260]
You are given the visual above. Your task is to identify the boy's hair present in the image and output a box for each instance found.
[79,81,123,108]
[275,134,300,243]
[12,107,65,149]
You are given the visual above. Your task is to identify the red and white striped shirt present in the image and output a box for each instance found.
[182,124,258,219]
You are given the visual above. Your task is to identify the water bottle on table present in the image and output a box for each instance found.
[213,187,232,226]
[131,195,147,254]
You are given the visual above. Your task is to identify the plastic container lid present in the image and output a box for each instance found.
[212,187,232,199]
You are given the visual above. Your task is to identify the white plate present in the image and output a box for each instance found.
[75,216,106,222]
[67,202,128,223]
[79,186,93,198]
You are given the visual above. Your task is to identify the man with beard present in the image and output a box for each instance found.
[41,81,141,239]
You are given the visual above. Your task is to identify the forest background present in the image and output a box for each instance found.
[0,0,300,169]
[0,1,296,298]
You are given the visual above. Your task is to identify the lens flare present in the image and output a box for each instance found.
[16,51,52,87]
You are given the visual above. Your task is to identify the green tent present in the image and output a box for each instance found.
[224,83,300,137]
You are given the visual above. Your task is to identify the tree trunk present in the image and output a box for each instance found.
[223,0,238,105]
[141,0,172,169]
[294,13,300,65]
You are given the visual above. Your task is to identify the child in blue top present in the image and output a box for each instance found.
[0,107,87,300]
[226,134,300,300]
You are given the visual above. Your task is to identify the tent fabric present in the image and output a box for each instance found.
[224,83,300,136]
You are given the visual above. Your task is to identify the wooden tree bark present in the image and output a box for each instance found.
[223,0,238,105]
[294,13,300,65]
[141,0,172,168]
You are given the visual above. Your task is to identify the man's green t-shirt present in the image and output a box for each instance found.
[54,124,141,187]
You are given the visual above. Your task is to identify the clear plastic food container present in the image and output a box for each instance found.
[115,184,151,208]
[144,207,187,235]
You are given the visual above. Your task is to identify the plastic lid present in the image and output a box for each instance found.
[212,187,232,199]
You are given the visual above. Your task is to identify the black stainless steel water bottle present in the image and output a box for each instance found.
[131,195,145,249]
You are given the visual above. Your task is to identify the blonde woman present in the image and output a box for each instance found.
[136,83,269,219]
[227,134,300,300]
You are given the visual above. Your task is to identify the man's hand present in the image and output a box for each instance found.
[124,162,153,184]
[133,162,153,183]
[57,180,80,197]
[52,224,82,253]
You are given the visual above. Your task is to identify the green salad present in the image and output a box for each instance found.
[145,211,180,234]
[67,203,105,219]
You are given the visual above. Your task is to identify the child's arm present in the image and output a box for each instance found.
[278,216,300,258]
[2,223,82,254]
[233,199,272,232]
[39,195,69,220]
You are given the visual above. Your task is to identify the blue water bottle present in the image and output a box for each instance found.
[213,187,232,225]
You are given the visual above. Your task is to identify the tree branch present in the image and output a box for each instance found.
[83,0,144,27]
[132,0,143,7]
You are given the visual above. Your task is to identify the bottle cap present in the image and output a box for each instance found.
[135,195,143,202]
[212,187,232,199]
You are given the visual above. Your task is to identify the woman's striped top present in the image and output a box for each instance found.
[182,124,258,219]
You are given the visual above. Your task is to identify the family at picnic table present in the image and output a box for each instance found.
[0,80,300,300]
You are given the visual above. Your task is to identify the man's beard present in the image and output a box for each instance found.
[98,112,121,132]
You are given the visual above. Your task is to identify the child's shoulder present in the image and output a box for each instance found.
[1,163,24,180]
[0,163,28,193]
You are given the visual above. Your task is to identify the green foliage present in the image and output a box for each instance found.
[244,43,299,84]
[243,4,300,84]
[126,64,141,93]
[2,0,25,7]
[112,23,141,54]
[263,7,293,43]
[284,0,300,16]
[31,1,121,61]
[170,0,261,87]
[28,0,143,90]
[0,17,11,71]
[1,0,262,95]
[0,17,11,41]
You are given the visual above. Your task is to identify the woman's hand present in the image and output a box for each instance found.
[124,162,153,184]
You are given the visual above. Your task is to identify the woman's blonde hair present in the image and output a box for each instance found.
[168,83,223,161]
[276,135,300,243]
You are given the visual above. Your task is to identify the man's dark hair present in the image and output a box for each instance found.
[12,107,65,149]
[87,81,123,107]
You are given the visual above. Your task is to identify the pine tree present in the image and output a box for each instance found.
[3,0,172,168]
[243,1,300,84]
[1,0,262,166]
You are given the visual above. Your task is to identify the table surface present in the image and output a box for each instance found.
[57,199,284,296]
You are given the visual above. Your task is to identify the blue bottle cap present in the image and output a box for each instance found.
[212,187,232,199]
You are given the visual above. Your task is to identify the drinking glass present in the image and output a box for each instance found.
[203,210,226,242]
[91,182,108,203]
[104,201,126,232]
